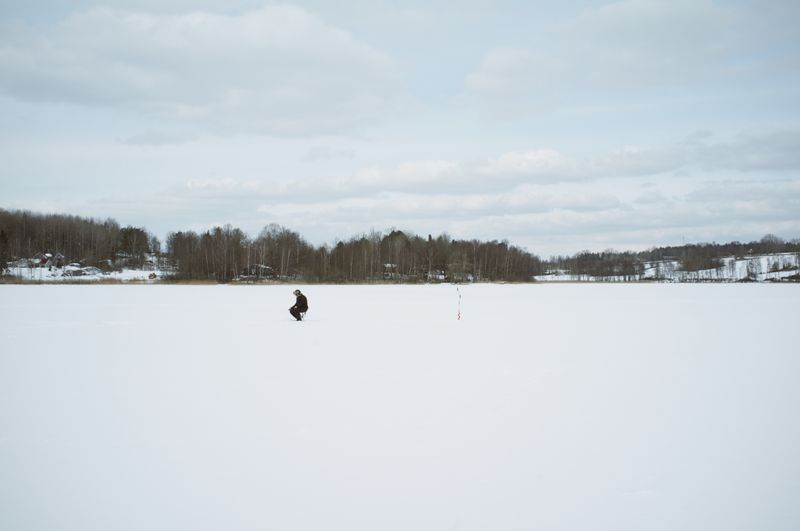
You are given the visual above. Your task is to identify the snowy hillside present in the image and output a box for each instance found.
[3,263,166,282]
[536,252,800,282]
[1,284,798,531]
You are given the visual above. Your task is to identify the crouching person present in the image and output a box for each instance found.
[289,289,308,321]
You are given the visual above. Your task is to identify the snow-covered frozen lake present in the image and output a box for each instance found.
[1,284,798,531]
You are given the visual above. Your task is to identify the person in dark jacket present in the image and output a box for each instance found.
[289,289,308,321]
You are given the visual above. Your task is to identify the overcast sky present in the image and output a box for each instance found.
[1,0,798,256]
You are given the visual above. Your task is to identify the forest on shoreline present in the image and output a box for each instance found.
[2,208,799,283]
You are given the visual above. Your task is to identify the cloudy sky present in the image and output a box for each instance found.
[1,0,798,256]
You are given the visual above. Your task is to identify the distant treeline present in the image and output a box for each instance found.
[0,209,540,282]
[2,208,799,282]
[166,224,541,282]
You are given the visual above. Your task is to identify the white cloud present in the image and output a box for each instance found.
[463,0,790,116]
[0,6,398,136]
[689,130,800,172]
[28,152,799,256]
[303,146,356,162]
[477,149,573,178]
[348,160,461,188]
[320,130,800,194]
[186,177,261,193]
[257,188,622,224]
[119,130,197,145]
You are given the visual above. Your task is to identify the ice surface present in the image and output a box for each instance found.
[1,284,799,531]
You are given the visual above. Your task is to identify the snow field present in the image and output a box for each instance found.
[1,284,799,531]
